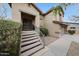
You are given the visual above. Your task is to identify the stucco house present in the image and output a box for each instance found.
[42,8,64,37]
[53,21,79,34]
[0,3,78,56]
[9,3,78,56]
[1,3,79,56]
[63,22,79,34]
[9,3,64,37]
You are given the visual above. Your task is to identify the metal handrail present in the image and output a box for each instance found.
[34,26,45,46]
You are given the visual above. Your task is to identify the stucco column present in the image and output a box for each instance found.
[35,15,40,34]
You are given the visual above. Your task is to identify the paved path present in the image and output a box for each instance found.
[41,34,79,56]
[67,41,79,56]
[43,36,58,46]
[62,35,79,43]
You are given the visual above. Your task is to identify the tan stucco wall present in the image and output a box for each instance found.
[75,28,79,34]
[11,3,64,37]
[43,11,63,37]
[12,3,41,28]
[40,15,45,27]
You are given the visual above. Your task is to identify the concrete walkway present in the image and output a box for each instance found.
[42,38,71,56]
[41,34,79,56]
[43,36,58,46]
[62,34,79,43]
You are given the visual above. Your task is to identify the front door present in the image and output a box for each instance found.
[22,19,34,31]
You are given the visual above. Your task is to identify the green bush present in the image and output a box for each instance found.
[40,27,49,36]
[68,30,75,35]
[0,19,22,56]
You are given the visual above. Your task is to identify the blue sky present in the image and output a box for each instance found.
[0,3,12,19]
[35,3,79,22]
[35,3,59,13]
[63,4,79,22]
[0,3,79,22]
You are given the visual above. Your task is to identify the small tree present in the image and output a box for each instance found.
[52,3,72,16]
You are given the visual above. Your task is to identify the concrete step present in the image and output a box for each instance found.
[21,39,40,46]
[20,31,44,56]
[20,41,41,52]
[20,43,43,56]
[22,34,36,39]
[21,31,36,35]
[32,46,48,56]
[21,37,38,42]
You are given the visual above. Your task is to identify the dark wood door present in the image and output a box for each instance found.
[22,19,34,31]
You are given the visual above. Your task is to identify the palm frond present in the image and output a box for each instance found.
[60,3,71,10]
[52,6,64,16]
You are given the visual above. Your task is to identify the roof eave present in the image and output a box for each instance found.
[30,3,43,15]
[8,3,12,7]
[8,3,43,15]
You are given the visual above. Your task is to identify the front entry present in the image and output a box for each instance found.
[22,19,34,31]
[21,12,35,31]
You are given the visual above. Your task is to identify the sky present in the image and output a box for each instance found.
[0,3,12,19]
[35,3,59,13]
[35,3,79,22]
[0,3,79,22]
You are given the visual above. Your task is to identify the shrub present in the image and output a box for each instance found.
[0,19,22,56]
[68,30,75,35]
[40,27,49,36]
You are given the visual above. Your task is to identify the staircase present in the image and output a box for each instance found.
[20,31,44,56]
